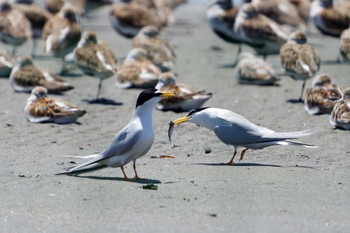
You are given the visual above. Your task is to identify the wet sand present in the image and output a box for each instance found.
[0,1,349,232]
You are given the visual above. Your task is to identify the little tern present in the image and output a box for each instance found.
[57,88,174,179]
[169,107,316,164]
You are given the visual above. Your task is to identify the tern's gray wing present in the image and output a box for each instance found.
[100,121,142,159]
[214,119,273,146]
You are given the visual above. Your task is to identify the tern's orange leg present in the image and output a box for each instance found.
[226,150,237,165]
[239,148,249,161]
[120,166,128,180]
[133,160,144,180]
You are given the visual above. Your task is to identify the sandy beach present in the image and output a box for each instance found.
[0,1,349,232]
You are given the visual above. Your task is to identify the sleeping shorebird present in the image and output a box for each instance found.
[339,27,350,63]
[236,52,279,85]
[13,3,52,57]
[310,0,349,37]
[109,0,167,38]
[0,1,32,55]
[74,31,118,101]
[155,72,212,112]
[10,55,73,93]
[132,25,176,71]
[329,87,350,130]
[280,31,321,102]
[252,0,307,33]
[38,0,64,14]
[25,86,86,124]
[304,74,342,115]
[234,3,289,59]
[116,48,160,89]
[56,89,175,179]
[0,49,14,77]
[42,5,81,74]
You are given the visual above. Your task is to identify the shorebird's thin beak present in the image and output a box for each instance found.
[160,91,175,98]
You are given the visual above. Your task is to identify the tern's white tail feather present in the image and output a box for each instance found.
[63,154,99,159]
[265,130,315,140]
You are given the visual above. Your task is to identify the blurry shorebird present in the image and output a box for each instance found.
[329,87,350,130]
[155,72,212,112]
[74,31,118,101]
[56,88,175,179]
[0,1,32,55]
[236,52,279,85]
[206,0,243,66]
[116,48,160,89]
[13,3,52,57]
[252,0,307,33]
[10,55,73,93]
[289,0,312,24]
[310,0,349,37]
[280,31,321,102]
[0,49,14,77]
[339,27,350,63]
[25,86,86,124]
[234,3,289,59]
[109,0,167,38]
[42,5,81,74]
[304,74,342,115]
[169,107,316,164]
[132,25,176,71]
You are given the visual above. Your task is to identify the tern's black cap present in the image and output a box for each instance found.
[136,88,161,107]
[187,107,209,116]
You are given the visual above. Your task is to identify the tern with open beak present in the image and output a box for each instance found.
[169,107,316,164]
[57,88,174,179]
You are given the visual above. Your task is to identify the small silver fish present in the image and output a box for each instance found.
[168,121,175,143]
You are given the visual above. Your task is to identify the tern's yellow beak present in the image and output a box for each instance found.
[160,91,175,98]
[171,116,190,125]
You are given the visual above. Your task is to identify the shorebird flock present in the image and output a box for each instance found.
[0,0,349,179]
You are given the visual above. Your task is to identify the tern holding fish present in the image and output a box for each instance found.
[169,107,316,164]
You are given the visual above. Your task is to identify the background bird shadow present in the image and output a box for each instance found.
[196,162,282,168]
[82,98,123,106]
[196,162,316,169]
[286,99,303,104]
[76,175,161,184]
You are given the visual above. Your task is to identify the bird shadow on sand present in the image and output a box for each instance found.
[216,63,238,69]
[196,162,316,169]
[286,99,303,104]
[82,98,123,106]
[196,162,282,168]
[75,175,161,184]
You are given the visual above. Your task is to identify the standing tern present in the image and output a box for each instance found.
[169,107,316,164]
[57,88,174,179]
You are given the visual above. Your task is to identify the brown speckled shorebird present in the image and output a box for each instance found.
[10,55,73,93]
[116,48,160,89]
[42,5,81,74]
[280,31,321,102]
[339,27,350,63]
[0,1,32,55]
[25,86,86,124]
[236,52,279,85]
[310,0,349,37]
[234,3,289,59]
[132,25,176,72]
[155,72,212,112]
[0,49,14,77]
[13,3,53,57]
[329,87,350,130]
[304,74,343,115]
[74,31,118,101]
[109,0,168,38]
